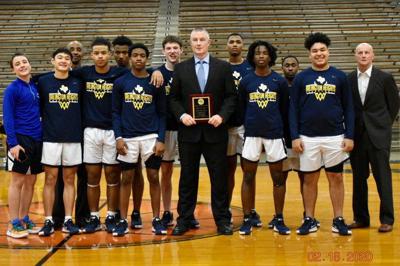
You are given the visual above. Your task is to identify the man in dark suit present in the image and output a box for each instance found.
[169,27,237,235]
[348,43,399,233]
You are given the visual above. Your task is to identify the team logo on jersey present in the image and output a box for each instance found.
[249,83,277,109]
[124,85,152,110]
[86,79,113,99]
[232,71,241,88]
[165,77,173,96]
[305,76,336,101]
[49,85,78,110]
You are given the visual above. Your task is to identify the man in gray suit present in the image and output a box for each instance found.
[348,43,399,233]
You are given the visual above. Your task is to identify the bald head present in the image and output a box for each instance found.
[67,40,83,68]
[355,43,373,53]
[355,43,374,72]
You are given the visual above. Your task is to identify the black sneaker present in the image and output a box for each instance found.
[62,219,80,235]
[189,218,200,229]
[130,210,143,229]
[250,209,262,227]
[113,219,129,237]
[332,216,352,236]
[161,211,174,227]
[105,215,117,233]
[152,217,167,235]
[38,219,55,237]
[273,217,291,235]
[296,216,318,235]
[268,215,278,229]
[303,211,320,228]
[115,209,121,221]
[83,216,101,233]
[239,217,252,235]
[76,217,90,229]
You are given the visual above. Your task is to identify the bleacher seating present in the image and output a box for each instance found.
[178,0,400,151]
[0,1,159,91]
[0,0,399,157]
[0,0,159,160]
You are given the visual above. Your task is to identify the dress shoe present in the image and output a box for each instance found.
[217,224,233,235]
[378,224,393,233]
[172,224,189,236]
[348,221,369,229]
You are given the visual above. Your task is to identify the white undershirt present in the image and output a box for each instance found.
[357,65,372,105]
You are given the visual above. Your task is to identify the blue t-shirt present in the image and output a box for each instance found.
[289,66,354,139]
[112,71,166,142]
[38,73,82,142]
[3,78,42,147]
[239,71,289,139]
[71,65,128,130]
[228,60,253,127]
[158,64,178,131]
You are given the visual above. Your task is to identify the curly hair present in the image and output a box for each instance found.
[112,35,133,47]
[128,43,149,58]
[304,32,331,50]
[246,40,277,68]
[281,55,299,66]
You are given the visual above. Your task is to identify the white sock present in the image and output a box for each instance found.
[45,216,53,223]
[107,211,117,217]
[90,212,99,218]
[64,216,72,223]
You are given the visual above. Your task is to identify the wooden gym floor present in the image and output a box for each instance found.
[0,163,399,265]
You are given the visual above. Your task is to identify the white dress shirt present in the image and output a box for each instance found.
[357,65,372,105]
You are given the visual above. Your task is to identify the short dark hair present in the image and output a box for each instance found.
[162,35,182,49]
[112,35,133,47]
[246,40,277,68]
[281,55,299,66]
[304,32,331,50]
[128,43,150,58]
[91,37,111,50]
[9,52,28,68]
[227,33,244,40]
[52,47,73,59]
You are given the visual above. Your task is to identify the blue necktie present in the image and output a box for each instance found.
[197,60,206,92]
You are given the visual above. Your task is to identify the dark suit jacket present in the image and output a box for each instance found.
[169,55,237,143]
[348,66,399,150]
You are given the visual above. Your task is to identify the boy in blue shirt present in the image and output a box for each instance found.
[239,40,290,235]
[38,48,82,236]
[3,53,42,238]
[289,32,354,236]
[112,43,167,236]
[226,33,262,228]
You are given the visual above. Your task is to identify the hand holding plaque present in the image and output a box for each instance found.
[189,93,214,123]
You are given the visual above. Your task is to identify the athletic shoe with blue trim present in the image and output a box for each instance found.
[62,219,80,235]
[38,219,55,237]
[332,216,352,236]
[296,216,318,235]
[113,219,129,236]
[239,217,252,235]
[152,217,167,235]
